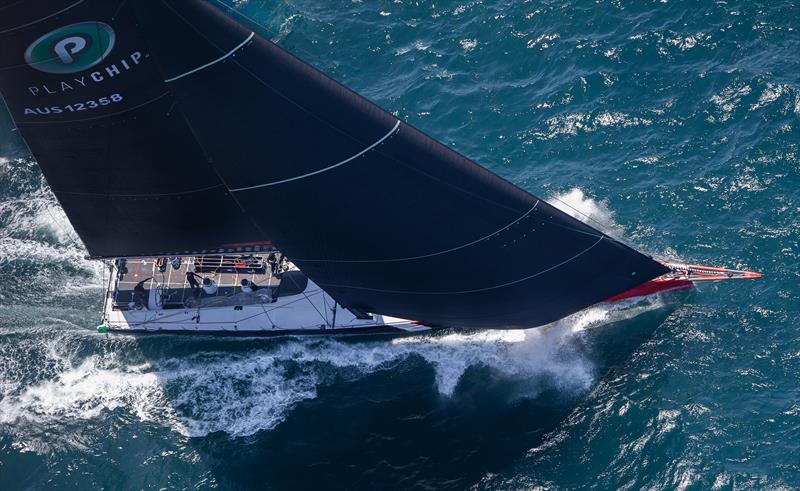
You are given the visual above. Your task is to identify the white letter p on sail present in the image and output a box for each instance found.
[54,36,87,64]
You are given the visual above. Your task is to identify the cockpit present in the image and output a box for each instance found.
[108,253,307,311]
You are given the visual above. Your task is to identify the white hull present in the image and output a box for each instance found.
[101,256,431,337]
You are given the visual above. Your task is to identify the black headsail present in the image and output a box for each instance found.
[0,0,669,329]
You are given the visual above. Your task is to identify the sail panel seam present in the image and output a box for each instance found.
[319,236,606,296]
[230,120,401,192]
[55,183,226,198]
[0,0,85,35]
[158,4,524,216]
[294,200,541,263]
[164,32,255,83]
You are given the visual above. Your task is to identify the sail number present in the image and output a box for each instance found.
[23,93,124,116]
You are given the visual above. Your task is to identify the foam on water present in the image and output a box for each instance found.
[534,111,652,140]
[0,237,87,268]
[0,113,679,462]
[0,159,101,303]
[0,132,654,447]
[0,292,666,443]
[708,83,752,123]
[1,0,797,486]
[0,188,670,442]
[547,187,626,240]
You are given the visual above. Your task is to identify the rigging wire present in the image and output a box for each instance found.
[291,273,329,327]
[545,193,647,253]
[257,301,276,329]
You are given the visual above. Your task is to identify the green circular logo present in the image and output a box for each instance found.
[24,21,115,74]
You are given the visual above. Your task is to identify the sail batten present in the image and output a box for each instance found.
[164,31,254,83]
[0,0,86,35]
[318,236,607,296]
[230,120,402,192]
[0,0,671,328]
[287,199,541,264]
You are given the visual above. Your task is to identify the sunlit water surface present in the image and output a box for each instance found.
[1,0,798,489]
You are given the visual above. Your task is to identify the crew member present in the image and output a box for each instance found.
[133,277,151,309]
[186,262,202,290]
[241,278,259,293]
[202,277,218,295]
[115,258,128,280]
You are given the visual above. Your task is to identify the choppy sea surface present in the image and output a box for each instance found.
[1,0,798,489]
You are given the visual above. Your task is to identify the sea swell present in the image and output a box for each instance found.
[1,0,797,488]
[0,184,669,444]
[0,295,667,443]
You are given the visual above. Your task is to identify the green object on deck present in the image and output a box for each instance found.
[97,325,109,334]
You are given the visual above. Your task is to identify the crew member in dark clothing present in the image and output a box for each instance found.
[186,271,202,289]
[267,253,278,275]
[115,258,128,280]
[133,278,151,309]
[186,262,202,290]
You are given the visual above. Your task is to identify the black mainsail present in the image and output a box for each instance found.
[0,0,669,328]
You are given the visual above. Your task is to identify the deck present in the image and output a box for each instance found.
[111,254,288,310]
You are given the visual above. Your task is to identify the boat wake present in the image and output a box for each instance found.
[0,187,679,444]
[0,158,101,306]
[0,293,671,445]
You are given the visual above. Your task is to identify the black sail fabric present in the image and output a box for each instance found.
[0,0,270,256]
[0,0,670,328]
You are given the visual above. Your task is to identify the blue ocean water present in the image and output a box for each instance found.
[1,0,798,489]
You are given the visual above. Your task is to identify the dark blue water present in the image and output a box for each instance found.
[1,1,798,489]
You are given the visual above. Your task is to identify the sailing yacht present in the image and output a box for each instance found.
[0,1,760,335]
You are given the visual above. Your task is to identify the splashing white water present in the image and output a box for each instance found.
[0,187,670,444]
[547,188,625,239]
[0,159,101,288]
[0,294,666,442]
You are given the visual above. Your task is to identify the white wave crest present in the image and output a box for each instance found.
[0,294,667,443]
[0,237,87,267]
[546,188,625,239]
[0,159,99,284]
[533,111,651,139]
[708,83,751,123]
